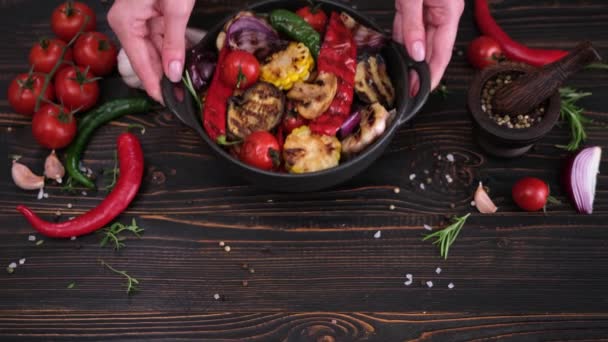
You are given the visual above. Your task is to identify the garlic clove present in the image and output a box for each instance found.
[12,160,45,190]
[474,181,498,214]
[44,150,65,183]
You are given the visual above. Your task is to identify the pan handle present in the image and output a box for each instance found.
[160,76,207,137]
[394,43,431,126]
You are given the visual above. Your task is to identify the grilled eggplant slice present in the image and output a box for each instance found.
[341,103,390,155]
[286,72,338,120]
[227,82,285,139]
[283,126,341,174]
[354,55,395,108]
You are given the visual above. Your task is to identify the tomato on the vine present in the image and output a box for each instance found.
[512,177,552,212]
[51,1,96,42]
[32,104,77,149]
[295,6,328,33]
[74,32,118,76]
[29,39,73,74]
[467,36,504,69]
[220,50,260,90]
[55,65,99,111]
[240,131,281,171]
[8,73,55,116]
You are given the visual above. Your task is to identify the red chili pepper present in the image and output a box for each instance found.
[310,12,357,136]
[202,47,233,141]
[16,132,144,238]
[474,0,567,67]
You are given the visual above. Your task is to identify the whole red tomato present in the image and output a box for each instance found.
[282,112,307,134]
[74,32,118,76]
[512,177,551,212]
[51,1,97,42]
[220,50,260,89]
[32,104,77,149]
[296,6,328,33]
[467,36,504,69]
[55,66,99,111]
[240,131,281,171]
[29,39,73,74]
[8,73,55,116]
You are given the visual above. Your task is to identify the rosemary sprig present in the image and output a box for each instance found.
[100,260,139,295]
[99,219,144,251]
[182,72,203,110]
[433,83,449,99]
[556,87,592,151]
[102,151,119,191]
[423,213,470,259]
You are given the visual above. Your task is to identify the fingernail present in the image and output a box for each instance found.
[411,40,425,62]
[168,60,183,82]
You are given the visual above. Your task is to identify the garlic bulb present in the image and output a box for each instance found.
[474,182,498,214]
[12,160,45,190]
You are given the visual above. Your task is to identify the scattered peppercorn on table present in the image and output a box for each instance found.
[1,0,608,340]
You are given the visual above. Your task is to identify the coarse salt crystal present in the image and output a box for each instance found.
[55,211,61,216]
[404,274,413,286]
[213,293,220,300]
[67,203,73,209]
[43,193,49,198]
[70,236,76,241]
[389,205,395,210]
[424,170,429,175]
[437,155,442,160]
[19,258,25,265]
[7,127,12,132]
[28,235,36,242]
[37,188,44,200]
[394,187,400,194]
[374,231,381,239]
[423,224,433,231]
[8,262,17,269]
[68,217,75,221]
[470,201,476,206]
[446,154,455,162]
[331,319,337,324]
[224,246,231,252]
[404,280,413,286]
[448,282,455,289]
[81,191,88,196]
[435,267,442,274]
[420,183,426,190]
[426,281,434,288]
[405,273,413,280]
[219,241,225,247]
[409,174,416,181]
[267,199,273,203]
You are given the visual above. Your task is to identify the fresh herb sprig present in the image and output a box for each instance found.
[100,260,139,294]
[557,87,593,151]
[423,213,470,259]
[99,219,144,251]
[182,72,203,110]
[102,151,119,191]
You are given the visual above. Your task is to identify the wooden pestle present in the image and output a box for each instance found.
[492,41,601,116]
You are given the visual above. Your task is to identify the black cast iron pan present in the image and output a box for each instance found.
[162,0,431,192]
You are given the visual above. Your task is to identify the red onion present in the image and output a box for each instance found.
[185,48,217,92]
[226,16,285,60]
[563,146,602,214]
[339,110,362,139]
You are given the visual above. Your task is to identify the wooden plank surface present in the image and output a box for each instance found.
[1,0,608,340]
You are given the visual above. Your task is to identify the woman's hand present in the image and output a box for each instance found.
[393,0,465,91]
[108,0,195,103]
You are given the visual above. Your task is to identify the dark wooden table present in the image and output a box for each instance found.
[2,0,608,340]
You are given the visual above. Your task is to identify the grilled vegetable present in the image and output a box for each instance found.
[260,42,314,90]
[225,14,286,60]
[339,12,388,53]
[270,9,321,57]
[283,126,341,173]
[286,71,338,120]
[354,55,395,107]
[341,103,391,154]
[227,82,285,139]
[216,11,255,50]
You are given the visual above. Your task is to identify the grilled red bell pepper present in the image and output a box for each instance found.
[309,12,357,136]
[202,47,233,141]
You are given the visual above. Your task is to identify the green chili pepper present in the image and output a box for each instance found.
[270,9,321,57]
[65,98,154,189]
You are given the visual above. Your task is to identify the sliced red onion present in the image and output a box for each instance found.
[185,48,217,92]
[563,146,602,214]
[226,16,284,60]
[339,110,362,139]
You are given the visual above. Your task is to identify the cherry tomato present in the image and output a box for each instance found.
[220,50,260,90]
[512,177,551,212]
[74,32,118,76]
[467,36,504,69]
[51,1,96,42]
[8,73,55,116]
[29,39,73,74]
[32,104,77,149]
[240,131,281,171]
[295,6,328,33]
[282,112,307,134]
[55,65,99,111]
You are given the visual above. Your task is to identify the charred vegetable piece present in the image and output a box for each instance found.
[339,12,388,53]
[185,48,217,92]
[341,103,390,154]
[216,11,255,50]
[286,72,338,120]
[283,126,341,173]
[354,55,395,107]
[260,42,314,91]
[270,9,321,57]
[225,14,287,60]
[227,82,285,139]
